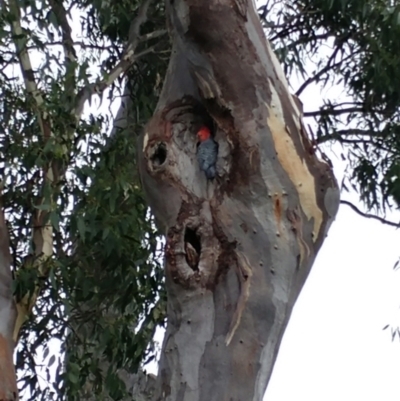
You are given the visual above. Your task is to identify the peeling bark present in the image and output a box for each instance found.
[0,200,17,401]
[138,1,340,400]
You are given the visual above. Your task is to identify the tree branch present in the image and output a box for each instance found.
[48,0,77,97]
[267,12,308,42]
[295,50,352,97]
[6,0,56,341]
[341,200,400,228]
[317,129,375,144]
[129,371,157,401]
[6,0,50,138]
[139,29,167,42]
[276,32,332,50]
[304,107,365,118]
[27,41,114,51]
[73,0,155,121]
[316,129,396,154]
[0,186,18,399]
[294,29,357,97]
[48,0,77,64]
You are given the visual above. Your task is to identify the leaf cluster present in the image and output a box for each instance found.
[259,0,400,212]
[0,0,169,399]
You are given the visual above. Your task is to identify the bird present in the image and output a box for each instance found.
[196,126,218,179]
[184,241,199,271]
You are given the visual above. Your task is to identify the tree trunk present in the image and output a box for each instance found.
[138,1,340,400]
[0,203,18,401]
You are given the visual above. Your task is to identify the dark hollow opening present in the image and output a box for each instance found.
[184,227,201,271]
[185,227,201,255]
[151,142,167,166]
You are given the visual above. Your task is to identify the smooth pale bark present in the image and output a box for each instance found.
[137,1,340,401]
[0,205,18,401]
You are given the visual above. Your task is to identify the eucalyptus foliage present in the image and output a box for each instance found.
[0,0,167,399]
[260,0,400,212]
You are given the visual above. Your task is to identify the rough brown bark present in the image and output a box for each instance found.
[138,1,340,400]
[0,199,18,401]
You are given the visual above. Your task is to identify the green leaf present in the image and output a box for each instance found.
[102,227,110,240]
[67,372,79,384]
[77,217,86,240]
[34,203,51,211]
[49,211,60,231]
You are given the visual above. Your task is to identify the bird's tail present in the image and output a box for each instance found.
[205,166,216,179]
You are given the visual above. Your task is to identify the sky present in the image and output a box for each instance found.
[10,2,400,400]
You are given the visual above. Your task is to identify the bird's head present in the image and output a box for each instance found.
[197,126,211,141]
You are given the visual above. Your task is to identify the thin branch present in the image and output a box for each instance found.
[139,29,167,42]
[296,49,346,97]
[127,0,153,45]
[341,200,400,228]
[267,13,306,41]
[48,0,77,64]
[48,0,77,109]
[317,129,396,154]
[331,101,365,107]
[295,30,357,97]
[130,44,158,59]
[26,29,166,53]
[73,0,154,121]
[27,41,113,51]
[329,139,371,145]
[317,129,375,144]
[277,32,332,50]
[304,107,365,118]
[6,0,50,138]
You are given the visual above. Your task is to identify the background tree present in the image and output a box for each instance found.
[0,0,168,399]
[0,0,399,400]
[260,0,400,213]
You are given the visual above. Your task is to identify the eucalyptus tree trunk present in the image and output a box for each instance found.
[137,1,340,400]
[0,205,17,401]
